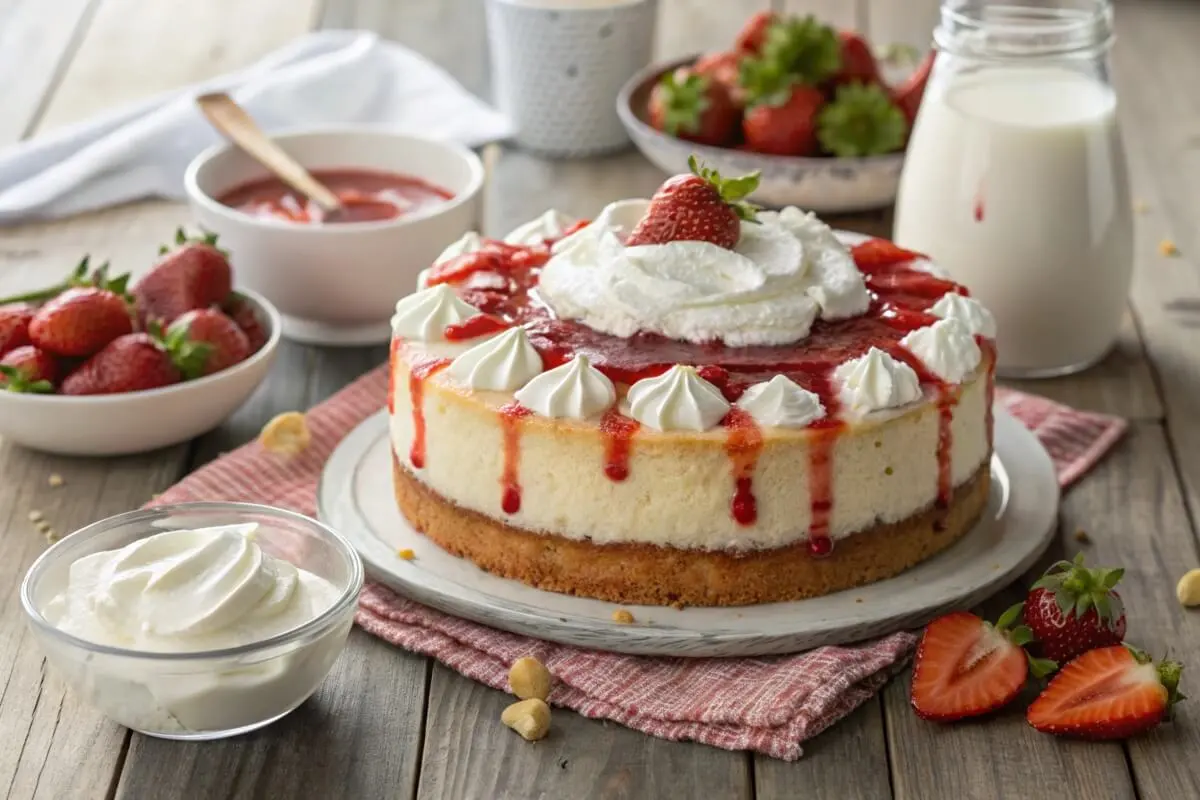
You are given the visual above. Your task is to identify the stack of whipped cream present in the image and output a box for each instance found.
[392,202,997,433]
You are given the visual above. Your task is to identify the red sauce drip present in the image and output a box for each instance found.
[423,234,993,550]
[218,169,453,225]
[723,408,764,526]
[599,410,639,481]
[444,313,510,341]
[499,402,533,514]
[978,336,997,448]
[407,356,451,469]
[387,337,402,413]
[935,387,959,508]
[973,180,986,222]
[807,422,843,557]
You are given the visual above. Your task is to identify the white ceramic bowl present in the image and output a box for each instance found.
[617,57,905,213]
[184,128,484,346]
[0,289,281,456]
[21,502,363,740]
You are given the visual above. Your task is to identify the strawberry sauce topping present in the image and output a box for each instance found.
[599,410,640,482]
[407,355,451,470]
[402,232,993,553]
[723,408,764,526]
[499,402,533,514]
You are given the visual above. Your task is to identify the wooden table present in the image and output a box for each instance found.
[1,0,1198,797]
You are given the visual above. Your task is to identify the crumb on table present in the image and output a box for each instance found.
[1158,239,1180,257]
[47,473,64,487]
[1074,528,1091,544]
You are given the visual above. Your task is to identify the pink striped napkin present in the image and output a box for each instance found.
[149,366,1126,761]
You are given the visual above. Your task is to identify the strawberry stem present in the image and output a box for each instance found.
[0,256,129,306]
[687,155,761,223]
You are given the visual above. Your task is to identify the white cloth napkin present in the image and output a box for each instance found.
[0,30,513,225]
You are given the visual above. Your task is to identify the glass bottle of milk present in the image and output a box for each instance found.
[893,0,1133,378]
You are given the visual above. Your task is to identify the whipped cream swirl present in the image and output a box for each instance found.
[537,200,870,347]
[736,375,825,428]
[900,319,983,383]
[45,524,340,652]
[626,365,730,431]
[834,347,922,415]
[392,284,480,341]
[448,327,543,392]
[930,292,997,338]
[513,355,615,419]
[505,209,575,246]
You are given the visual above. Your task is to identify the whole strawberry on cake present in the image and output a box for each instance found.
[387,157,998,607]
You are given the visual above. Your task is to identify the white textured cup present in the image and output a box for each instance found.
[486,0,658,158]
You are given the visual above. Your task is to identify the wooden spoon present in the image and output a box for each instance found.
[196,92,345,221]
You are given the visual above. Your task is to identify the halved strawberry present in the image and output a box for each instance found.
[625,156,759,250]
[911,607,1055,722]
[1021,553,1127,665]
[1028,646,1184,740]
[849,238,927,273]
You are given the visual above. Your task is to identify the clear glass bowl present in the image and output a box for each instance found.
[20,502,364,740]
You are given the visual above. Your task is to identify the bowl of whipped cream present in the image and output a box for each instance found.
[20,503,363,740]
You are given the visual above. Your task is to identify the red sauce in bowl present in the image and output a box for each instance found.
[218,169,454,224]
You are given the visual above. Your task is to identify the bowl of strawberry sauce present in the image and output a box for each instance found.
[185,129,484,345]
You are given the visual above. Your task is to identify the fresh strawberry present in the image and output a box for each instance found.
[168,308,250,376]
[849,239,927,272]
[693,51,743,98]
[742,81,825,156]
[223,293,268,354]
[649,68,740,147]
[0,304,34,357]
[891,50,935,125]
[817,83,908,157]
[625,156,759,250]
[911,607,1055,722]
[833,31,882,86]
[755,15,842,85]
[1027,646,1184,739]
[1020,554,1127,664]
[28,287,133,357]
[133,228,233,326]
[60,327,207,395]
[0,346,58,393]
[734,10,776,55]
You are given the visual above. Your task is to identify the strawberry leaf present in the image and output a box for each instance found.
[688,158,762,223]
[1027,656,1058,679]
[655,70,711,136]
[757,15,841,85]
[1007,626,1034,648]
[816,83,908,157]
[996,601,1024,631]
[738,56,798,108]
[1102,568,1125,588]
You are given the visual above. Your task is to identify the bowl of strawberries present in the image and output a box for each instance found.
[617,11,933,212]
[0,228,280,456]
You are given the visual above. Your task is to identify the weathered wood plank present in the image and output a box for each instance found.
[754,698,892,800]
[319,0,489,98]
[0,447,186,800]
[417,665,752,800]
[0,0,98,145]
[1111,0,1200,526]
[1055,424,1200,798]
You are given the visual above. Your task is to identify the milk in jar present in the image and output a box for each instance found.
[894,0,1133,378]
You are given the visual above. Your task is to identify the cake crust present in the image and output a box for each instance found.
[393,460,991,607]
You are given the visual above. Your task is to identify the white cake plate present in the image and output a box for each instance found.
[318,409,1058,657]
